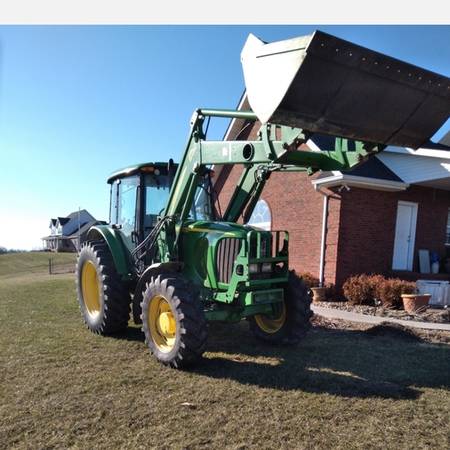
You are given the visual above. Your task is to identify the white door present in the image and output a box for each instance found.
[392,201,418,271]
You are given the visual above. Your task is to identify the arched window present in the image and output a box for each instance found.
[247,199,272,231]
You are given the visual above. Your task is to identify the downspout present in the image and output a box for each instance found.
[314,185,329,287]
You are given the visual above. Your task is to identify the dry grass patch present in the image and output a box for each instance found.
[0,252,76,279]
[1,255,449,449]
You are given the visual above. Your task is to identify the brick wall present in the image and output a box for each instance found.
[335,185,450,287]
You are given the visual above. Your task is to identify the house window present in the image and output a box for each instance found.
[247,199,272,231]
[446,209,450,245]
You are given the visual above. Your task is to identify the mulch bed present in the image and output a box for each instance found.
[313,300,450,324]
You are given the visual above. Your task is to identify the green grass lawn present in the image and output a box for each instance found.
[1,254,449,449]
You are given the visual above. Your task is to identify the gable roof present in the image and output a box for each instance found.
[50,210,98,233]
[68,220,107,238]
[54,210,96,226]
[315,157,403,183]
[57,217,70,226]
[345,157,403,182]
[66,209,95,221]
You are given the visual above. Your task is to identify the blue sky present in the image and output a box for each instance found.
[0,25,449,249]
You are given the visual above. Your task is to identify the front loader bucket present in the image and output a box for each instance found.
[241,31,450,149]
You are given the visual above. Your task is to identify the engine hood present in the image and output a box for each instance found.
[181,220,268,238]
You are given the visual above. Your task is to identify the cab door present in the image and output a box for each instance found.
[111,175,140,251]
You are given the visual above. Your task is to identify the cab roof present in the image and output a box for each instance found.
[107,162,177,184]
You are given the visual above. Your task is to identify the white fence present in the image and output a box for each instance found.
[416,280,450,307]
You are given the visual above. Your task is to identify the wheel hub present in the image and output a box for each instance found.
[254,302,286,334]
[148,295,177,353]
[157,311,176,335]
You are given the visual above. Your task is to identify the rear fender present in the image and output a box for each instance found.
[87,225,134,281]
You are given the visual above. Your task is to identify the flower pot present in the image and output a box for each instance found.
[311,287,327,303]
[401,294,431,314]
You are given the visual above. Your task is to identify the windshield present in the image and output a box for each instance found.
[188,175,214,221]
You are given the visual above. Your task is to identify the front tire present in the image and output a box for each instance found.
[141,273,207,368]
[249,270,313,344]
[76,241,130,334]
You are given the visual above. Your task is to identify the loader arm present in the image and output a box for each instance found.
[161,108,384,254]
[164,107,383,223]
[161,30,450,260]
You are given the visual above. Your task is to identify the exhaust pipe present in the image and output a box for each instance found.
[241,31,450,149]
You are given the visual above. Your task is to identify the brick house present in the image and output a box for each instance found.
[214,96,450,291]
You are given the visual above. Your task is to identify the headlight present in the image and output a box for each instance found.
[249,263,259,274]
[261,263,272,273]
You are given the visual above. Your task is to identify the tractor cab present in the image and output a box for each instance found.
[107,161,215,251]
[107,162,177,250]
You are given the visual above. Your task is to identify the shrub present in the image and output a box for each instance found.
[376,278,416,309]
[342,274,384,306]
[298,272,320,289]
[342,274,417,308]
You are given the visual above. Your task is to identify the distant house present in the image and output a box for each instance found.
[42,210,106,252]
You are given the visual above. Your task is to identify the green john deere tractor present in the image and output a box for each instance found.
[76,31,450,368]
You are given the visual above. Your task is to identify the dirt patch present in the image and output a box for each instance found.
[364,322,422,342]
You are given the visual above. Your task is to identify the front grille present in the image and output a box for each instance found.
[249,235,271,258]
[216,238,242,284]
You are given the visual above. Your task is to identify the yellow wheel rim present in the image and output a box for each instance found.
[254,302,286,334]
[81,260,102,318]
[148,295,177,353]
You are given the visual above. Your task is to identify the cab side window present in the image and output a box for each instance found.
[109,181,119,224]
[144,174,171,233]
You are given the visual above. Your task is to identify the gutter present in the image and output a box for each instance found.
[312,173,408,192]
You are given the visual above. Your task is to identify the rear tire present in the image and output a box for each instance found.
[141,273,207,368]
[249,270,312,344]
[76,241,130,334]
